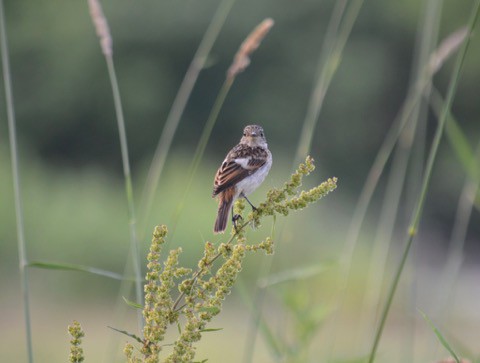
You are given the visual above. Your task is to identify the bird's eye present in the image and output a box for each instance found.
[243,133,247,136]
[260,133,264,137]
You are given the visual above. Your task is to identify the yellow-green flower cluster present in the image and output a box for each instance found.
[165,243,247,362]
[284,178,337,210]
[117,157,337,363]
[68,320,85,363]
[249,156,337,226]
[141,226,188,360]
[124,343,142,363]
[246,237,274,255]
[211,243,246,306]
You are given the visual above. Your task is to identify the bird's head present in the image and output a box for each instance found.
[240,125,267,147]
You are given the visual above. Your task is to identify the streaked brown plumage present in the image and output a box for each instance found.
[213,125,272,233]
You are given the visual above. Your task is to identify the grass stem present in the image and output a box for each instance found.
[0,0,34,361]
[293,0,364,167]
[105,55,143,329]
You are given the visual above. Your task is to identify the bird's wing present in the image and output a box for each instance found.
[213,145,268,196]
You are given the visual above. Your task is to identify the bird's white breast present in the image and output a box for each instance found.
[235,154,272,197]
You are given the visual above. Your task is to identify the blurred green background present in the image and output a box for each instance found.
[1,0,479,362]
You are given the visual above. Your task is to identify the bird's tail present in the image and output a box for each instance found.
[214,195,233,234]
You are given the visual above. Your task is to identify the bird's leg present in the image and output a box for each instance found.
[231,204,243,232]
[241,193,257,211]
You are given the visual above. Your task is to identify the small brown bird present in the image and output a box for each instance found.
[213,125,272,233]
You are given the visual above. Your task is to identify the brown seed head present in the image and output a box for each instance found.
[88,0,113,56]
[428,27,468,75]
[227,18,274,80]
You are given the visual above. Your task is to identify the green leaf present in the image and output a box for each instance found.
[108,326,143,344]
[27,261,126,281]
[418,310,461,363]
[193,359,208,363]
[199,328,223,333]
[122,296,143,309]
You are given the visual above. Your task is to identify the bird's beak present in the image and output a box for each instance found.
[250,132,257,137]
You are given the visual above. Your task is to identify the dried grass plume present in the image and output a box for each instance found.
[227,18,274,79]
[428,27,468,74]
[88,0,113,56]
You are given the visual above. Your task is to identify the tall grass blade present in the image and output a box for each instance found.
[105,55,143,322]
[88,0,143,328]
[367,3,480,362]
[293,0,364,167]
[139,0,237,235]
[430,87,479,182]
[419,310,461,363]
[27,261,126,280]
[0,0,34,361]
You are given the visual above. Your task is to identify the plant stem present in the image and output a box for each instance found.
[105,55,143,329]
[0,0,34,361]
[367,2,480,361]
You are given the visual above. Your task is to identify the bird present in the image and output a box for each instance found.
[212,125,272,233]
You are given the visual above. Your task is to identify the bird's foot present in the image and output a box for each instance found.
[232,214,243,232]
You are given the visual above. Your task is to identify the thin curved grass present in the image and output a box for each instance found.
[293,0,364,167]
[139,0,237,237]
